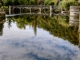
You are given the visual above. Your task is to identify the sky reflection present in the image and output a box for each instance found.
[0,20,80,60]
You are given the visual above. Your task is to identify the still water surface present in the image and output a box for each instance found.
[0,15,80,60]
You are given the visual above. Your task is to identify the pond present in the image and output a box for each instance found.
[0,15,80,60]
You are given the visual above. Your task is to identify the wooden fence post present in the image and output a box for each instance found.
[9,6,11,14]
[30,8,31,14]
[39,7,41,14]
[79,12,80,30]
[78,11,80,48]
[20,8,21,14]
[50,5,52,16]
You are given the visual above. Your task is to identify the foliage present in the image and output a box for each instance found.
[1,0,38,5]
[0,0,58,6]
[0,0,79,10]
[58,16,69,27]
[59,0,78,10]
[45,0,59,5]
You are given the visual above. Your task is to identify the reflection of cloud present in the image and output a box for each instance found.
[0,23,80,60]
[0,36,80,60]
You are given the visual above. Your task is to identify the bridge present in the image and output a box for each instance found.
[9,5,57,16]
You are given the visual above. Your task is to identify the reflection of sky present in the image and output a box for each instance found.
[0,22,80,60]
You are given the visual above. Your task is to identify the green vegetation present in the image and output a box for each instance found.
[0,0,79,11]
[45,0,55,5]
[59,0,79,10]
[0,17,5,36]
[0,0,54,5]
[0,0,36,5]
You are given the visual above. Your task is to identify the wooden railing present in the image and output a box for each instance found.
[9,5,57,16]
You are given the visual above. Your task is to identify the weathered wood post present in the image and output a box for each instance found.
[78,12,80,48]
[20,8,21,14]
[30,7,31,14]
[79,13,80,32]
[9,5,11,14]
[39,7,42,14]
[69,6,80,27]
[50,5,53,16]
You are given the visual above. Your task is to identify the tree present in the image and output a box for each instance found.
[12,0,19,5]
[6,0,13,6]
[18,0,28,5]
[2,0,7,5]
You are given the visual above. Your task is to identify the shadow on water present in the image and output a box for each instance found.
[6,15,79,46]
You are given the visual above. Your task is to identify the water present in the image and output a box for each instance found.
[0,15,80,60]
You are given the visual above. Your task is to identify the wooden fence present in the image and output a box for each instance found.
[9,5,57,16]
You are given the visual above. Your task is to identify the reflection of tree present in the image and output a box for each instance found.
[37,16,78,45]
[6,18,12,29]
[0,24,3,36]
[32,16,37,36]
[7,15,78,45]
[78,33,80,48]
[0,18,5,36]
[7,16,38,36]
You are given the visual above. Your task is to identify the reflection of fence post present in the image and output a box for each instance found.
[78,12,80,48]
[9,6,11,14]
[79,12,80,30]
[50,6,52,16]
